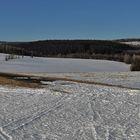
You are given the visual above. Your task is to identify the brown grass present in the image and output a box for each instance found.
[130,55,140,71]
[0,76,38,88]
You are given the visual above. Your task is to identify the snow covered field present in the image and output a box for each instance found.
[122,41,140,46]
[0,81,140,139]
[0,53,129,73]
[0,53,140,139]
[31,72,140,89]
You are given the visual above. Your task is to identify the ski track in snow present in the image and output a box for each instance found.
[0,127,12,140]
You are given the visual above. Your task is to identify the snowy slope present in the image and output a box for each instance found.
[122,41,140,46]
[28,72,140,89]
[0,53,139,139]
[0,53,129,73]
[0,81,140,139]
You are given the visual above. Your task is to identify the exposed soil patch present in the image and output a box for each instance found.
[0,75,39,88]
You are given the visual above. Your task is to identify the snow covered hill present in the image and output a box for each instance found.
[0,53,129,73]
[121,41,140,46]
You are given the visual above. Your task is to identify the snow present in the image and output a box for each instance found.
[0,53,129,73]
[0,81,140,139]
[25,72,140,89]
[0,53,139,139]
[122,41,140,46]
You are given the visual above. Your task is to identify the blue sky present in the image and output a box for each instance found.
[0,0,140,41]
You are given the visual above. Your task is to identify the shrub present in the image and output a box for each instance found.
[5,54,18,61]
[123,54,131,64]
[130,55,140,71]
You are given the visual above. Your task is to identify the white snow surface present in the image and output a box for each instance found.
[0,53,129,73]
[0,53,140,139]
[0,82,140,139]
[122,41,140,46]
[24,72,140,89]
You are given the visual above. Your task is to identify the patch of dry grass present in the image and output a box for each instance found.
[0,76,38,88]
